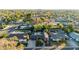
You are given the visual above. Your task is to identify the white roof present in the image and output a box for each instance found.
[10,31,24,34]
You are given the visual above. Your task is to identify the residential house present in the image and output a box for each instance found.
[49,29,67,41]
[55,17,68,27]
[69,32,79,41]
[30,32,44,40]
[15,24,33,30]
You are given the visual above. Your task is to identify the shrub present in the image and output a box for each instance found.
[0,31,9,38]
[9,36,19,41]
[0,38,24,50]
[2,33,9,38]
[36,39,44,46]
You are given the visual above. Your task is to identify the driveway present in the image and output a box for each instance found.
[27,40,36,48]
[66,39,78,48]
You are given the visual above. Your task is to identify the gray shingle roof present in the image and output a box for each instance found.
[49,29,66,41]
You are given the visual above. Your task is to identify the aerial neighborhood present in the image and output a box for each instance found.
[0,10,79,50]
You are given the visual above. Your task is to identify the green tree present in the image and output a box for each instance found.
[34,24,43,31]
[36,39,44,46]
[0,31,9,38]
[63,24,74,33]
[67,24,74,32]
[23,13,33,23]
[57,23,64,29]
[9,36,19,41]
